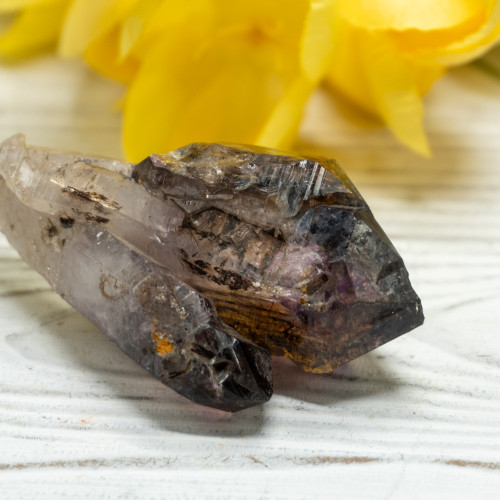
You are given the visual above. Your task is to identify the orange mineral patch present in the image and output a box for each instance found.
[152,333,174,355]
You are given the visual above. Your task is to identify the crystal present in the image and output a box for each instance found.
[0,135,272,411]
[0,135,423,409]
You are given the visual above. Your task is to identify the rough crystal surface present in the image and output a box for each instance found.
[0,135,423,409]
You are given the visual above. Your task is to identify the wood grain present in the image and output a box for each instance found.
[0,55,499,499]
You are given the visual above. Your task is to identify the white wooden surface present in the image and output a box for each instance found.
[0,56,500,499]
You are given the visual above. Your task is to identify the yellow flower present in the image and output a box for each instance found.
[0,0,335,161]
[328,0,500,155]
[59,0,336,161]
[1,0,500,159]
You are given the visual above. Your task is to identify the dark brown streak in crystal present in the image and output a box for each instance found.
[62,186,121,210]
[71,207,110,224]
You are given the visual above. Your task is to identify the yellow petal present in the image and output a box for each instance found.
[0,0,68,59]
[59,0,138,57]
[0,0,52,12]
[118,0,162,60]
[411,63,445,96]
[326,20,377,114]
[256,76,315,148]
[132,0,309,60]
[339,0,487,31]
[390,7,488,54]
[212,0,309,37]
[300,0,336,82]
[405,0,500,66]
[84,26,138,84]
[327,24,433,155]
[127,0,214,59]
[119,15,143,60]
[124,28,310,161]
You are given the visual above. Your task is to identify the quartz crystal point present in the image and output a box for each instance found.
[0,135,272,411]
[0,135,423,409]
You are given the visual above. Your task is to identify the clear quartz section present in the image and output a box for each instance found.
[0,135,272,411]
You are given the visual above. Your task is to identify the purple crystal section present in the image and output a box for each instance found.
[132,143,424,372]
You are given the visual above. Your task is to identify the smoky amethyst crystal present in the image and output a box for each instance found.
[0,134,423,411]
